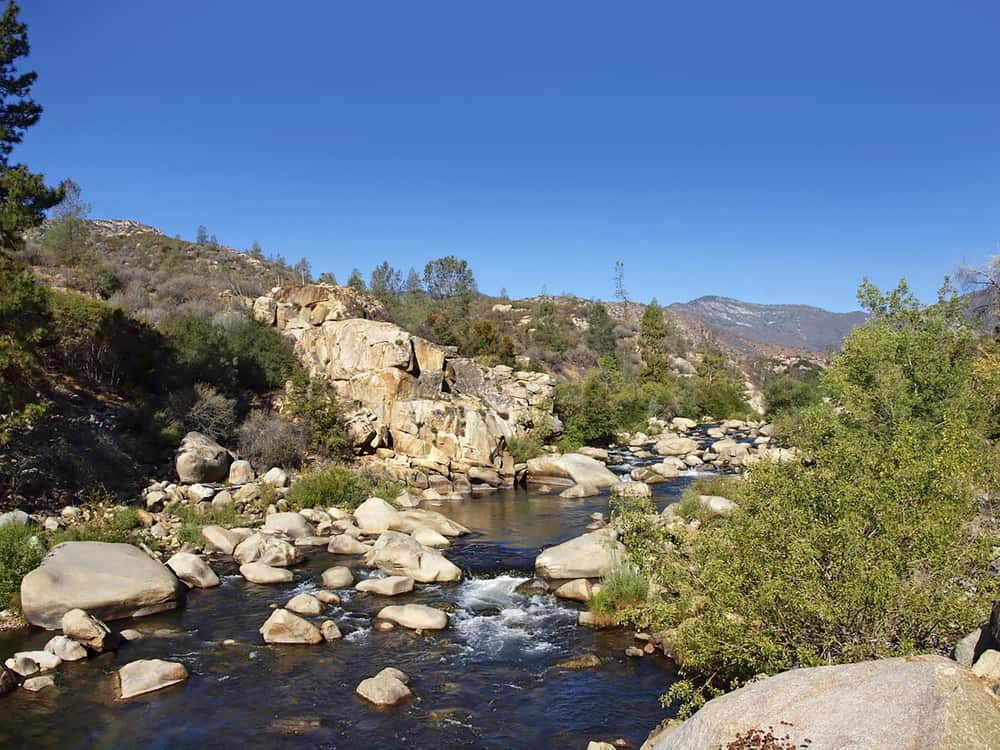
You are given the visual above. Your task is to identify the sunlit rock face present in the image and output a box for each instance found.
[254,284,561,492]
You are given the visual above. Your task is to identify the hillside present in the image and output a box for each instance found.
[669,295,867,353]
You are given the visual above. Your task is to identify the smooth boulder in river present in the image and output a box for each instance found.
[377,604,448,631]
[20,542,185,629]
[259,609,323,644]
[649,655,1000,750]
[364,531,462,583]
[535,527,624,580]
[525,454,619,494]
[118,659,188,699]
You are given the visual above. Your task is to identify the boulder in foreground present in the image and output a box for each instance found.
[21,542,185,629]
[649,655,1000,750]
[356,667,412,706]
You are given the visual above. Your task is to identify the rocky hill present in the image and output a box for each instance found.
[669,296,867,353]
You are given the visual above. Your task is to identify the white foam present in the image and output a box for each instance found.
[452,576,576,658]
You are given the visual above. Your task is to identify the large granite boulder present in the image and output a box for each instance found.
[649,655,1000,750]
[175,431,232,484]
[21,542,185,629]
[118,659,189,699]
[535,527,624,580]
[525,454,619,491]
[364,531,462,583]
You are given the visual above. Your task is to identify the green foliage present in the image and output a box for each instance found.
[464,319,516,366]
[676,476,745,523]
[585,301,617,356]
[590,562,650,615]
[639,300,669,380]
[507,430,546,463]
[423,255,477,302]
[0,253,49,440]
[169,502,249,547]
[650,279,998,710]
[50,504,141,545]
[286,463,402,511]
[763,375,821,417]
[531,300,571,353]
[0,2,64,252]
[284,370,350,458]
[369,260,402,302]
[0,521,43,608]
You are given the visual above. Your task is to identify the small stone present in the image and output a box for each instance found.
[119,629,143,642]
[314,590,341,606]
[285,593,324,616]
[356,668,413,706]
[45,635,87,662]
[972,649,1000,683]
[553,578,594,602]
[327,535,372,555]
[228,460,254,485]
[118,659,188,699]
[240,562,294,584]
[320,566,354,588]
[554,653,602,670]
[259,609,323,644]
[166,552,220,588]
[373,620,395,632]
[321,620,342,641]
[262,467,288,487]
[376,604,447,631]
[356,576,414,597]
[22,675,55,692]
[625,646,645,658]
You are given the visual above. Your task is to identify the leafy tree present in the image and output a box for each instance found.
[647,279,998,713]
[40,178,90,263]
[293,257,312,284]
[249,240,264,260]
[0,252,48,440]
[195,225,208,245]
[318,271,337,285]
[369,260,402,302]
[530,300,570,352]
[423,255,477,301]
[0,1,64,253]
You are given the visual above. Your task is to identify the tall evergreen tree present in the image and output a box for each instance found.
[0,1,63,252]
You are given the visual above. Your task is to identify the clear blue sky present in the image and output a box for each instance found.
[16,1,1000,311]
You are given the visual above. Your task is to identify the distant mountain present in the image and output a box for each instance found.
[668,296,867,353]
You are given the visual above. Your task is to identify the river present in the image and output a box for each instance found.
[0,460,713,749]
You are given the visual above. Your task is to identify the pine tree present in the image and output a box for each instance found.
[0,1,63,253]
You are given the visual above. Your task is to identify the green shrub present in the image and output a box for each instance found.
[284,370,350,458]
[507,431,546,463]
[764,375,821,417]
[286,463,402,511]
[51,505,142,545]
[169,502,249,547]
[0,522,45,609]
[653,280,1000,714]
[590,562,650,615]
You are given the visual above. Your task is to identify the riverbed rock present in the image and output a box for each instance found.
[315,591,341,606]
[201,525,243,555]
[0,508,30,528]
[0,667,17,696]
[321,620,342,641]
[328,534,373,555]
[357,576,414,596]
[394,509,470,537]
[364,531,462,583]
[262,512,316,540]
[395,490,422,508]
[240,562,294,584]
[648,655,1000,750]
[411,525,450,548]
[577,446,610,462]
[515,578,550,595]
[166,552,220,589]
[233,533,302,567]
[320,566,354,588]
[227,460,254,485]
[118,659,189,699]
[262,467,289,487]
[553,578,595,602]
[554,653,602,670]
[176,431,232,484]
[356,667,413,706]
[526,454,619,491]
[6,650,61,675]
[610,481,652,499]
[354,497,401,534]
[285,593,324,616]
[955,626,998,667]
[535,527,624,580]
[377,604,448,630]
[61,608,113,651]
[22,675,55,692]
[21,542,185,629]
[654,436,698,456]
[697,495,738,519]
[45,635,87,662]
[259,609,323,644]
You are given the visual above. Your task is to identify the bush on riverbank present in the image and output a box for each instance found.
[591,562,650,614]
[0,522,45,609]
[614,280,1000,714]
[286,463,403,511]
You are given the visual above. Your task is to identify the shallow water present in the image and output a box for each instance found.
[0,476,698,749]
